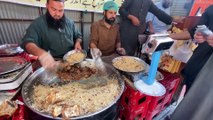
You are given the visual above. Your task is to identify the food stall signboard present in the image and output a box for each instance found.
[0,0,124,12]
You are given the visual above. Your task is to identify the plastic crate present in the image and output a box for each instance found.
[145,72,181,120]
[162,78,180,110]
[160,77,179,90]
[145,105,163,120]
[119,72,181,120]
[144,95,165,120]
[147,95,165,111]
[122,84,152,106]
[119,106,147,120]
[119,83,151,120]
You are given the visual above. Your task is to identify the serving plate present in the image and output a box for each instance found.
[112,56,146,73]
[0,57,27,75]
[63,49,87,64]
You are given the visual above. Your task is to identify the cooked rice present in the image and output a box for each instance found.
[66,52,85,64]
[113,57,145,72]
[32,78,120,118]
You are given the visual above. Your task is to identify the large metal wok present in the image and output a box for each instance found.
[21,61,124,120]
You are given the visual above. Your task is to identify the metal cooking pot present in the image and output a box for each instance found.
[21,62,124,120]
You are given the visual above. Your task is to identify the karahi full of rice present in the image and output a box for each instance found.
[112,56,145,72]
[22,60,124,119]
[32,79,120,118]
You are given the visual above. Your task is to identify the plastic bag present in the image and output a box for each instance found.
[169,41,193,63]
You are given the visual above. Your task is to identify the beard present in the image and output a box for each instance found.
[104,16,115,25]
[46,10,65,30]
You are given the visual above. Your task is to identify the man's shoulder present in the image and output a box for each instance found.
[33,15,45,23]
[30,15,46,27]
[91,19,103,28]
[65,17,74,25]
[93,19,102,25]
[208,4,213,9]
[206,5,213,12]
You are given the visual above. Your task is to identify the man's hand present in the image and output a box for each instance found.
[194,32,213,47]
[75,39,82,50]
[116,47,126,55]
[194,32,206,43]
[172,17,184,24]
[128,15,140,26]
[90,48,102,59]
[207,35,213,47]
[38,52,57,69]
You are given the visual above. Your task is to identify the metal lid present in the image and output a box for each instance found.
[134,79,166,97]
[0,57,27,75]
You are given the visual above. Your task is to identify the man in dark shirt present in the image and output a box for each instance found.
[171,34,213,120]
[181,5,213,91]
[21,0,82,69]
[119,0,182,55]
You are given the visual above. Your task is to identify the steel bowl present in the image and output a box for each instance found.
[63,49,87,64]
[112,56,147,73]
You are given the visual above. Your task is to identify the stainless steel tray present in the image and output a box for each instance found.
[0,63,31,83]
[0,57,28,75]
[0,63,32,90]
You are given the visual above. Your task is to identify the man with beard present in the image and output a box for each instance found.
[146,0,172,34]
[89,1,126,56]
[21,0,82,69]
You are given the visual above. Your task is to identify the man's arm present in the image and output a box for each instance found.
[146,12,155,34]
[170,30,191,40]
[25,42,56,69]
[25,42,46,57]
[206,35,213,47]
[72,22,82,50]
[89,23,99,49]
[119,0,140,26]
[148,1,173,25]
[119,0,133,19]
[74,38,82,50]
[115,28,126,55]
[90,43,98,48]
[147,21,155,34]
[194,32,213,47]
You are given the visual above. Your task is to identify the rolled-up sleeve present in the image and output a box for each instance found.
[73,23,82,42]
[89,23,99,45]
[116,26,121,44]
[21,23,41,50]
